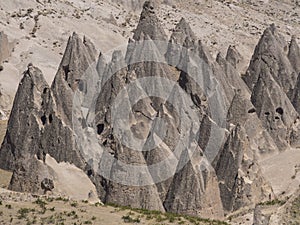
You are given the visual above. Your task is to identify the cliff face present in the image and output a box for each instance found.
[0,0,299,221]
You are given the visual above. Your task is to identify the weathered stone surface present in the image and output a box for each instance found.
[133,1,167,41]
[164,145,224,219]
[1,1,296,220]
[214,124,272,212]
[292,74,300,114]
[41,178,54,193]
[288,36,300,74]
[243,24,297,97]
[166,17,196,66]
[216,53,250,99]
[242,25,300,149]
[51,32,97,125]
[0,66,48,171]
[225,45,243,70]
[0,31,10,65]
[0,34,93,192]
[250,69,299,149]
[253,205,272,225]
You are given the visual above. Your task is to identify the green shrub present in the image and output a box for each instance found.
[122,215,141,223]
[17,208,34,219]
[70,202,78,207]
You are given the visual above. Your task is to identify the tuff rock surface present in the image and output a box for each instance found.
[0,31,10,66]
[0,0,299,222]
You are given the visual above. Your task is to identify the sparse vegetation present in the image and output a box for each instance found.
[107,203,229,225]
[70,201,78,207]
[17,208,34,219]
[55,196,69,202]
[258,199,286,206]
[122,214,141,223]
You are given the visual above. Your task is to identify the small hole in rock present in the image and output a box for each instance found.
[97,124,104,135]
[248,108,256,113]
[49,114,53,123]
[275,116,280,120]
[87,169,93,176]
[41,115,47,125]
[265,112,270,116]
[276,107,284,115]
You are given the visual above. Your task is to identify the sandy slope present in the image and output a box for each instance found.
[0,0,299,114]
[260,148,300,197]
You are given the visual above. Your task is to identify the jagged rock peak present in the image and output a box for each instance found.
[133,1,167,41]
[58,32,97,74]
[288,35,300,73]
[171,18,196,43]
[51,32,97,125]
[214,124,273,212]
[225,45,243,69]
[0,66,49,171]
[243,24,297,95]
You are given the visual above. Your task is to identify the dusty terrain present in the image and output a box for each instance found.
[0,0,299,114]
[0,189,230,225]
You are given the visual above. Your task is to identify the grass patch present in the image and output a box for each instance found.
[17,208,35,219]
[106,203,229,225]
[122,214,141,223]
[258,199,286,206]
[70,201,78,207]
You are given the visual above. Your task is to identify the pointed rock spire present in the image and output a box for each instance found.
[0,66,49,171]
[133,1,167,41]
[288,36,300,74]
[216,53,250,99]
[251,69,299,149]
[166,18,196,66]
[225,89,279,158]
[170,18,196,45]
[214,125,273,212]
[243,24,297,95]
[51,32,97,125]
[164,146,224,219]
[0,66,54,193]
[225,45,243,70]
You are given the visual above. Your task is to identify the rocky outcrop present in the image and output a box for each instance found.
[0,31,10,65]
[243,24,297,97]
[164,146,224,219]
[166,18,196,66]
[91,2,225,216]
[0,34,95,193]
[0,65,53,193]
[214,124,272,212]
[288,36,300,74]
[243,24,300,149]
[1,0,297,220]
[0,65,48,171]
[51,32,97,126]
[133,1,167,41]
